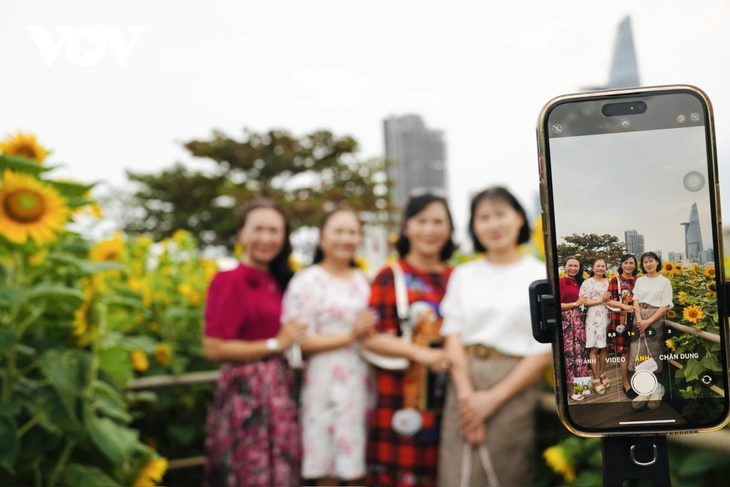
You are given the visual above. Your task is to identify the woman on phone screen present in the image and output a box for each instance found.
[560,255,589,400]
[579,258,611,395]
[438,187,552,487]
[361,194,455,487]
[281,208,377,486]
[202,200,308,487]
[606,254,639,398]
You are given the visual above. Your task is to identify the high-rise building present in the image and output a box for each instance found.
[583,16,640,91]
[698,249,714,264]
[624,230,644,255]
[681,203,703,262]
[384,115,447,211]
[668,252,676,263]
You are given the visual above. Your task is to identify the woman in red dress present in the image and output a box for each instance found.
[361,194,456,487]
[202,199,308,487]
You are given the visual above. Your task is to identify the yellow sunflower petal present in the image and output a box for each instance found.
[0,131,49,164]
[0,170,70,245]
[134,457,168,487]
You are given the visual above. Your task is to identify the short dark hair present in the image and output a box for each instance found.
[395,194,456,262]
[469,186,531,253]
[238,199,293,291]
[564,255,584,287]
[312,207,362,267]
[639,251,662,274]
[619,254,639,277]
[588,258,607,278]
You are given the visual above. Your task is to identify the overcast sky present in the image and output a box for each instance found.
[551,126,713,256]
[2,0,730,246]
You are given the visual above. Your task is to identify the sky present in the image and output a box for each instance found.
[2,0,730,247]
[550,126,713,257]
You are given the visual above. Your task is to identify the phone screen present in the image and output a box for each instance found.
[543,89,729,433]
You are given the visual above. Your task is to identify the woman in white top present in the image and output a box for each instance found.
[579,258,611,394]
[630,251,673,378]
[281,208,377,486]
[438,187,552,487]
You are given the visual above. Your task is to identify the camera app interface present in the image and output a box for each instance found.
[548,93,726,430]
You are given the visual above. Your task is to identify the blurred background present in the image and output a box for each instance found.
[1,1,730,485]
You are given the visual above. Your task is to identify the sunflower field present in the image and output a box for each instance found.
[0,132,217,486]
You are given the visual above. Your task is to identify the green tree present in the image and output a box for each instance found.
[556,233,626,273]
[119,129,393,248]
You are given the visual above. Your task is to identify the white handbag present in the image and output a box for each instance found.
[634,337,659,373]
[359,263,411,371]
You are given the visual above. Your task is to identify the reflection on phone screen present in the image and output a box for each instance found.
[546,91,727,431]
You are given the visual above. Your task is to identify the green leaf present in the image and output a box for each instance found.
[0,154,54,174]
[0,416,18,472]
[92,380,132,424]
[683,358,703,382]
[45,180,96,198]
[28,283,84,306]
[41,350,86,420]
[124,391,158,404]
[0,287,28,305]
[122,335,158,354]
[63,464,120,487]
[0,328,15,353]
[700,353,723,372]
[83,407,139,465]
[98,347,133,386]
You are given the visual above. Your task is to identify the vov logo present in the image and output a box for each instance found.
[27,26,145,67]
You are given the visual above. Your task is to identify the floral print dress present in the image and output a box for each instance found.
[282,265,372,481]
[580,277,610,349]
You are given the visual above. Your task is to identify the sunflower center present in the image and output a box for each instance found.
[4,189,46,223]
[13,145,38,160]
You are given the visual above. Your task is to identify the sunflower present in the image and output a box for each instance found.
[667,309,677,319]
[131,350,149,372]
[134,457,168,487]
[172,229,192,246]
[674,263,684,273]
[663,261,675,274]
[178,283,203,306]
[128,277,152,307]
[0,131,49,164]
[665,338,676,351]
[233,242,244,260]
[677,291,688,304]
[707,282,717,296]
[0,170,70,245]
[72,281,95,337]
[155,343,172,366]
[683,305,704,324]
[690,263,698,275]
[288,255,303,272]
[704,266,716,278]
[90,232,125,262]
[543,445,576,483]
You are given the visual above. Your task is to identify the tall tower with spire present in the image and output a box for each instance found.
[681,203,704,262]
[583,15,641,91]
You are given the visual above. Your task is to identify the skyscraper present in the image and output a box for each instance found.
[624,229,645,255]
[681,203,703,262]
[384,115,447,211]
[584,16,641,91]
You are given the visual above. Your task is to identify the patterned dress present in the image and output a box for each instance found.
[203,264,301,487]
[281,265,372,481]
[366,259,453,487]
[580,277,610,349]
[559,276,588,385]
[607,276,636,354]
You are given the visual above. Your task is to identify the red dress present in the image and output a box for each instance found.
[203,264,301,487]
[559,276,589,386]
[366,259,453,487]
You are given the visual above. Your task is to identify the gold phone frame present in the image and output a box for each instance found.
[536,84,730,437]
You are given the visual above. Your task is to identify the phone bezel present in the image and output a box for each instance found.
[536,85,730,437]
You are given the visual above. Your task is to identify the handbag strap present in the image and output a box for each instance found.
[390,262,410,322]
[642,337,654,360]
[460,443,500,487]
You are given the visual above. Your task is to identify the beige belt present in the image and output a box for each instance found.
[464,344,520,360]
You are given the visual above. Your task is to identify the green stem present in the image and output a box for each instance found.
[85,300,108,399]
[16,412,44,438]
[2,350,16,402]
[32,460,42,487]
[19,359,42,376]
[16,304,46,340]
[48,439,76,487]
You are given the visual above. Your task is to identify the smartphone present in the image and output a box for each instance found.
[537,85,730,436]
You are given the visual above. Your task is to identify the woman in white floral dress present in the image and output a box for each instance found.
[282,208,377,486]
[579,258,612,395]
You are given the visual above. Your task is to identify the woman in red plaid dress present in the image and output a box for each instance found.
[361,194,456,487]
[605,253,639,398]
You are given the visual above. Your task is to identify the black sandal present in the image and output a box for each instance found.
[623,385,638,399]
